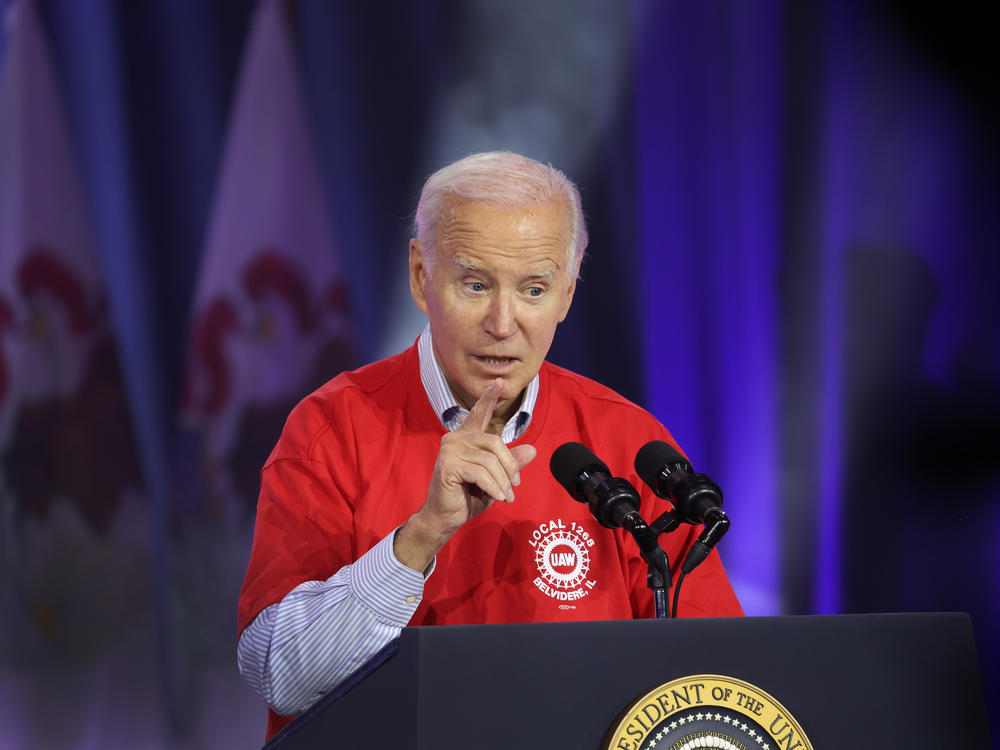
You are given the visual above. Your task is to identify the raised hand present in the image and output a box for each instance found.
[393,378,537,573]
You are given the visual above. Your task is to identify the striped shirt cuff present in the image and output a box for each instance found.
[350,529,428,625]
[238,530,433,715]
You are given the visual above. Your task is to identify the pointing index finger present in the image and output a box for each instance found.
[462,378,503,433]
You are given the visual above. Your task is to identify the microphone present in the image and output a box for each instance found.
[551,442,674,612]
[634,441,725,525]
[634,441,730,573]
[549,442,642,529]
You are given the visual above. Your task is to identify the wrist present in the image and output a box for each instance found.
[393,511,452,574]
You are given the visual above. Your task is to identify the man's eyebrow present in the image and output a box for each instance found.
[451,256,559,280]
[452,256,487,273]
[523,269,556,281]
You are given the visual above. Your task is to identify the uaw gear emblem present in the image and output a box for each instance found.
[606,675,814,750]
[528,518,597,605]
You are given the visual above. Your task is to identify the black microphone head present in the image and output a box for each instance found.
[634,440,692,493]
[550,442,610,502]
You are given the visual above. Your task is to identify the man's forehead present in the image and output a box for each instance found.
[437,196,570,253]
[439,194,570,226]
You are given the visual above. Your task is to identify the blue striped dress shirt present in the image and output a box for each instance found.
[237,324,538,716]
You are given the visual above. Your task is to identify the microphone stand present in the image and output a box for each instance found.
[647,506,730,618]
[620,511,673,619]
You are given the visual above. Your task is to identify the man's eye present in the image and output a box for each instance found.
[468,282,486,293]
[527,286,544,297]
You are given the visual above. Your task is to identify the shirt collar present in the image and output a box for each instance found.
[417,324,538,444]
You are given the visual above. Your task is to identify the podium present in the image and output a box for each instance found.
[264,612,991,749]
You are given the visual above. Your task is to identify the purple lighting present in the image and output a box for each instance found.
[635,1,783,615]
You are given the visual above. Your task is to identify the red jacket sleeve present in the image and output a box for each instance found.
[237,389,361,634]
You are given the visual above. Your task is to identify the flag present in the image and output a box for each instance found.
[0,1,154,745]
[172,2,358,739]
[181,0,357,517]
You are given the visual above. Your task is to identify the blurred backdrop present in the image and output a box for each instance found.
[0,0,996,747]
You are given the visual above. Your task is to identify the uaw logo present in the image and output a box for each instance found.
[606,675,814,750]
[528,518,597,605]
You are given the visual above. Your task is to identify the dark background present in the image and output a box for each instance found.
[0,0,996,746]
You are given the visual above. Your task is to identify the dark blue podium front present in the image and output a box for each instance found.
[263,612,991,749]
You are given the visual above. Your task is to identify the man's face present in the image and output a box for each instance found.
[409,196,577,424]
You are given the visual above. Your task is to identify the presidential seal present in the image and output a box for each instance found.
[605,675,814,750]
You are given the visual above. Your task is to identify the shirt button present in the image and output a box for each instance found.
[405,595,417,604]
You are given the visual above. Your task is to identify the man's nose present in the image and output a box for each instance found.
[483,293,516,339]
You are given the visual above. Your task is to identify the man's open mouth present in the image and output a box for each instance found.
[474,355,520,369]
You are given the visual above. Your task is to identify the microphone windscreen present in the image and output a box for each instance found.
[634,440,689,489]
[549,442,609,500]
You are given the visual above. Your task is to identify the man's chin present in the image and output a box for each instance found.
[487,377,529,411]
[462,375,517,406]
[449,363,531,410]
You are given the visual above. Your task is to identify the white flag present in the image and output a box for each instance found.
[0,2,156,746]
[0,0,142,533]
[181,0,356,513]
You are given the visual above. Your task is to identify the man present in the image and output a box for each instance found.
[237,152,742,740]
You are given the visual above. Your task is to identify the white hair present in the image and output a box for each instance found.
[413,151,588,277]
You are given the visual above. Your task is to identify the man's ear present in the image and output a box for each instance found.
[409,239,430,315]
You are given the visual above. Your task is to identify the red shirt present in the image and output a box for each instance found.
[239,343,743,735]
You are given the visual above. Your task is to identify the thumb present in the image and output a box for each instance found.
[510,443,537,471]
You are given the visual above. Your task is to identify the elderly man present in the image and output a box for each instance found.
[237,152,742,739]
